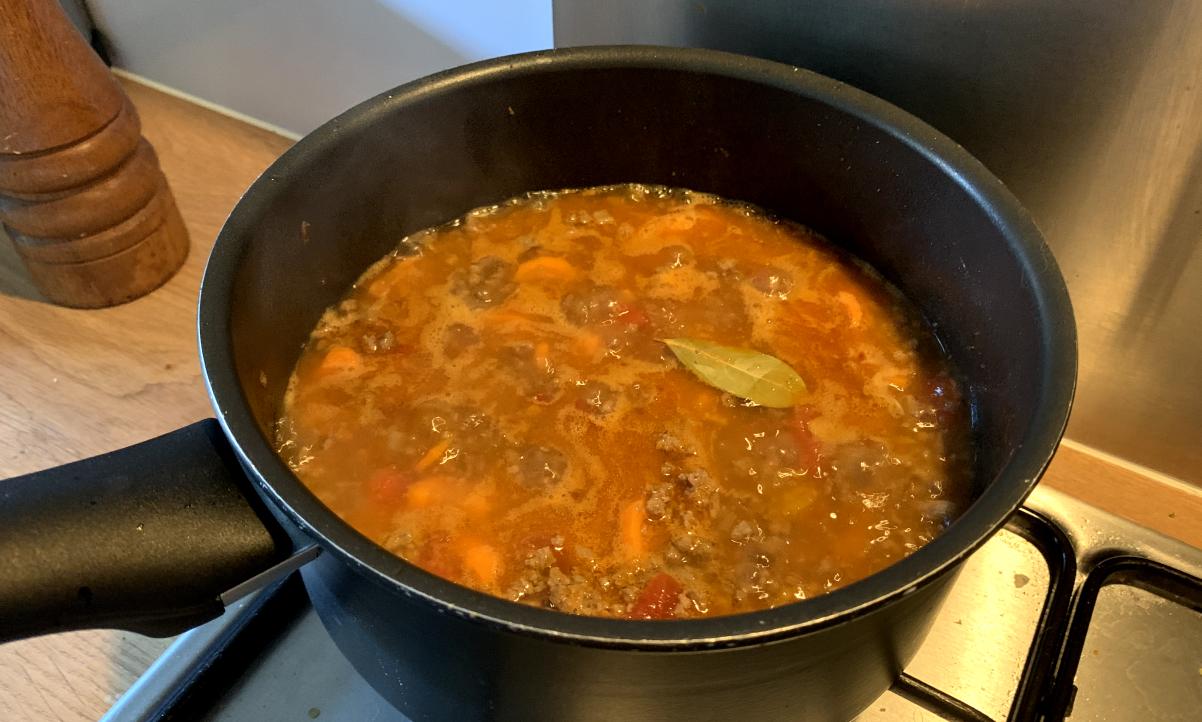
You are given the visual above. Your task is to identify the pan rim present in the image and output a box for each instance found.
[198,44,1076,649]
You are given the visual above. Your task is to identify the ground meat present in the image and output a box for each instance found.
[610,569,647,605]
[506,546,556,601]
[560,286,620,325]
[508,545,612,615]
[360,329,396,354]
[517,245,544,262]
[676,587,710,616]
[575,380,617,415]
[828,439,890,490]
[546,568,609,615]
[506,445,568,489]
[714,421,804,481]
[655,431,695,455]
[385,403,455,458]
[748,266,794,298]
[393,403,504,478]
[451,255,515,307]
[670,531,712,560]
[730,519,760,544]
[731,560,774,604]
[382,529,414,556]
[497,344,559,401]
[678,469,715,499]
[714,257,743,281]
[506,573,545,601]
[645,483,673,520]
[443,323,479,359]
[525,546,556,569]
[673,468,723,519]
[756,534,789,562]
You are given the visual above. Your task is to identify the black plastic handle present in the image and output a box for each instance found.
[0,420,292,642]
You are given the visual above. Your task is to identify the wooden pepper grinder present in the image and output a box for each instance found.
[0,0,188,308]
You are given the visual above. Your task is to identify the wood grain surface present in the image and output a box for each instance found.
[0,77,1197,721]
[0,0,189,308]
[0,77,291,721]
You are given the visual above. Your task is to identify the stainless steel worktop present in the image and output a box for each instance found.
[554,0,1202,484]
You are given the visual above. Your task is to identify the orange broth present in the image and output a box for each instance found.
[277,185,971,619]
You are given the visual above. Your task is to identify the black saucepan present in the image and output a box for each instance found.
[0,47,1075,721]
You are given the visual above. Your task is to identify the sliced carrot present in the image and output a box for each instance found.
[483,308,554,329]
[514,256,579,283]
[415,438,451,472]
[485,308,535,324]
[405,477,448,508]
[662,373,702,408]
[294,401,340,430]
[481,310,572,344]
[317,345,363,375]
[534,341,551,370]
[780,484,819,515]
[619,499,646,560]
[573,332,602,359]
[836,291,863,328]
[461,543,502,588]
[463,491,492,520]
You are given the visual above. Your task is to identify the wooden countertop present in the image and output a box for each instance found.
[0,77,1199,721]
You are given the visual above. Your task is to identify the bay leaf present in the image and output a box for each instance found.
[661,338,807,408]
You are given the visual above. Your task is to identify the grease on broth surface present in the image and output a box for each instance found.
[276,185,972,619]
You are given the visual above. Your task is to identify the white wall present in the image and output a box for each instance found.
[88,0,552,135]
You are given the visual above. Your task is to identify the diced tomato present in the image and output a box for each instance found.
[629,572,684,619]
[367,467,410,505]
[613,302,649,328]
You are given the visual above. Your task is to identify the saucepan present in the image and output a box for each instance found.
[0,46,1075,721]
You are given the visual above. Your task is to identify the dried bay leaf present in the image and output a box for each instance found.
[661,338,807,408]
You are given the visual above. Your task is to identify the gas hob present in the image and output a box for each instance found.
[104,486,1202,721]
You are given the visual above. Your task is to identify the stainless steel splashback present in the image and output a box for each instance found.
[554,1,1202,484]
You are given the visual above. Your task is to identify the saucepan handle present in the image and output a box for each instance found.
[0,420,295,642]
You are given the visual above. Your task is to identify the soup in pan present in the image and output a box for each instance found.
[276,185,971,619]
